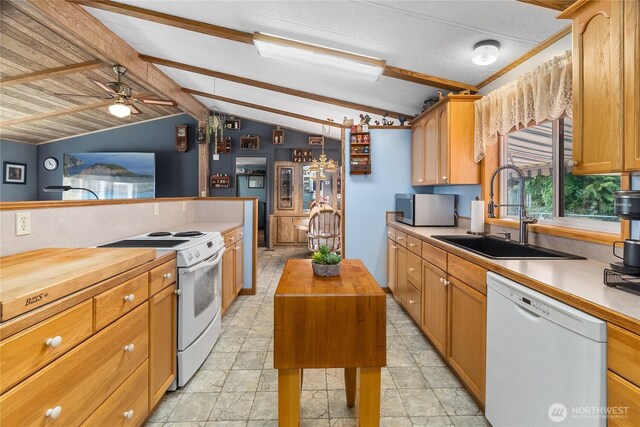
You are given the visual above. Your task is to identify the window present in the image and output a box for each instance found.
[501,118,620,232]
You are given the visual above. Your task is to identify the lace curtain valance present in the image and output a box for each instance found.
[473,50,573,162]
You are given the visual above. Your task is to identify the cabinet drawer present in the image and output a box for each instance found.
[608,370,640,426]
[0,303,148,427]
[0,300,93,393]
[422,241,447,272]
[386,227,396,241]
[395,231,407,247]
[149,259,177,297]
[235,228,245,242]
[407,235,422,256]
[447,254,487,295]
[407,251,422,286]
[406,282,422,324]
[94,273,149,331]
[82,359,149,427]
[224,229,239,248]
[608,324,640,387]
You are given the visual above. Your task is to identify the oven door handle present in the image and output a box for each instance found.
[181,248,225,274]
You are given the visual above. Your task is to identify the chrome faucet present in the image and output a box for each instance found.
[487,164,538,245]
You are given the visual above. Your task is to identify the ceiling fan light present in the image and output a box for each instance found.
[109,101,131,118]
[472,40,500,66]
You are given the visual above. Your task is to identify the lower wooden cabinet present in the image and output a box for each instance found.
[222,230,244,311]
[421,260,448,356]
[149,283,176,409]
[448,276,486,406]
[396,244,408,307]
[406,281,422,324]
[222,247,235,309]
[0,303,149,426]
[608,370,640,427]
[387,238,397,293]
[82,360,149,427]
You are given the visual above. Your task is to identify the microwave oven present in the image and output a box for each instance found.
[395,194,455,226]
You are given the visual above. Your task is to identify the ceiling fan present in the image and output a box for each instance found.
[53,65,177,118]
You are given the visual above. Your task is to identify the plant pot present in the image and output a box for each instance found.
[312,262,341,277]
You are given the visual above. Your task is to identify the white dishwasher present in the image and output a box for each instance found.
[486,272,607,427]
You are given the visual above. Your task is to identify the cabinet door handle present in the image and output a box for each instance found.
[397,236,403,240]
[567,159,578,167]
[229,237,235,241]
[418,179,424,182]
[441,176,448,181]
[123,294,135,302]
[409,299,415,304]
[45,406,62,420]
[123,344,135,353]
[45,336,63,348]
[409,267,415,272]
[174,289,182,295]
[391,245,397,249]
[444,280,449,286]
[439,278,444,284]
[409,243,416,247]
[123,410,134,420]
[163,273,172,279]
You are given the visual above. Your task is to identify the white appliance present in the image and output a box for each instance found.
[486,272,607,427]
[99,230,225,388]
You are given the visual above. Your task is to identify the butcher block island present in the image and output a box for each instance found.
[0,247,178,426]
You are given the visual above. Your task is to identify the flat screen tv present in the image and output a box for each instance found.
[63,152,155,200]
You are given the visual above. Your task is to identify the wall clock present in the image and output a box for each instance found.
[43,157,58,171]
[176,125,188,152]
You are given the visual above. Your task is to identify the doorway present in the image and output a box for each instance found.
[235,156,268,247]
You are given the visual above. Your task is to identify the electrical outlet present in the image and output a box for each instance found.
[154,203,159,216]
[182,201,187,212]
[16,212,31,236]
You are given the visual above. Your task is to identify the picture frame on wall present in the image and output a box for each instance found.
[308,136,324,146]
[248,175,265,189]
[3,162,26,184]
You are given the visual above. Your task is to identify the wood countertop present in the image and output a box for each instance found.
[387,220,640,334]
[0,247,156,322]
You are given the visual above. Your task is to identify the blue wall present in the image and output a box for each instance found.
[0,139,38,201]
[237,175,267,226]
[345,129,413,285]
[37,114,199,200]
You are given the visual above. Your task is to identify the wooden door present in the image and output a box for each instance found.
[149,283,176,409]
[448,277,486,406]
[608,371,640,426]
[421,261,448,356]
[387,239,397,294]
[396,244,407,307]
[569,0,623,173]
[276,217,296,243]
[222,248,235,309]
[411,123,425,185]
[437,104,449,184]
[423,112,438,185]
[624,0,640,171]
[234,240,244,295]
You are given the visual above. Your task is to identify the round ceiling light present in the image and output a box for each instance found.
[472,40,501,66]
[108,100,131,118]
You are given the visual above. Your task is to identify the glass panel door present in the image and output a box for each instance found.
[277,165,294,210]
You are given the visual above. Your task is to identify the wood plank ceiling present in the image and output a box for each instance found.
[0,1,182,144]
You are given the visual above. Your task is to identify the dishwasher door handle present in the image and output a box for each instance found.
[515,303,542,320]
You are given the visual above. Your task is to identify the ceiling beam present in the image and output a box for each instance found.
[0,100,115,127]
[140,55,409,119]
[183,88,342,128]
[71,0,476,92]
[382,65,478,93]
[0,60,103,87]
[476,25,572,90]
[68,0,253,44]
[517,0,576,11]
[16,0,207,120]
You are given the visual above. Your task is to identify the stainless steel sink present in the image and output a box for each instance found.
[432,235,585,260]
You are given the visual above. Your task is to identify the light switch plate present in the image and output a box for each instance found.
[154,203,159,216]
[213,154,220,161]
[182,201,187,212]
[16,212,31,235]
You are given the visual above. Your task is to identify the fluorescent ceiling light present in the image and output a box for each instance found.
[109,100,131,118]
[472,40,500,66]
[253,33,386,81]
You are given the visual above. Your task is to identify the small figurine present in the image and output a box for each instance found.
[437,90,444,100]
[398,116,407,125]
[343,117,354,126]
[359,114,371,125]
[374,120,380,125]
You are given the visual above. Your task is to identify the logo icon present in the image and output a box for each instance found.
[548,403,567,422]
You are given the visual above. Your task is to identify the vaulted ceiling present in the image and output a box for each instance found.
[1,0,571,144]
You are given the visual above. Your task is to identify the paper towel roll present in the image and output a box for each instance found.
[470,200,485,233]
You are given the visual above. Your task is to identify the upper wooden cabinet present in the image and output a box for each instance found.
[560,0,639,173]
[410,95,481,185]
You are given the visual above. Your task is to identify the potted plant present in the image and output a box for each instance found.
[311,245,342,277]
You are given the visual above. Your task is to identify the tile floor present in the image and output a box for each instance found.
[145,247,491,427]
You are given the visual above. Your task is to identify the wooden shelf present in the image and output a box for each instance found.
[225,119,241,130]
[210,174,231,188]
[349,132,371,175]
[216,137,232,153]
[240,135,260,150]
